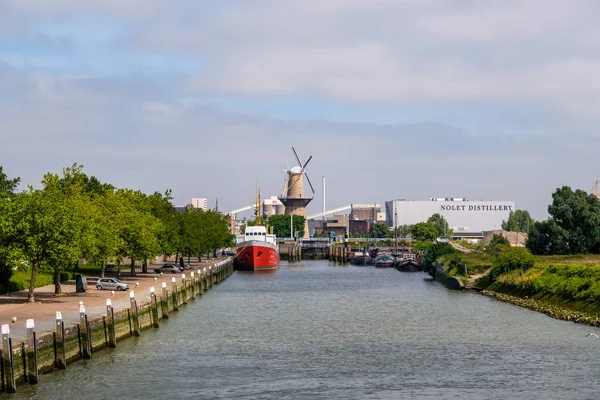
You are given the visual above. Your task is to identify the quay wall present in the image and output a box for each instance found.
[0,260,234,393]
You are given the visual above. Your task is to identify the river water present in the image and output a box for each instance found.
[7,260,600,399]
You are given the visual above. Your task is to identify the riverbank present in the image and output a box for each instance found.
[0,258,234,393]
[461,252,600,327]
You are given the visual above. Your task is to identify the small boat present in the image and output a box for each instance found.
[374,254,395,268]
[395,253,421,272]
[349,251,373,266]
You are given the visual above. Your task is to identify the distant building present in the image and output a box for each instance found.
[191,198,208,211]
[351,204,380,222]
[385,198,515,233]
[349,220,371,234]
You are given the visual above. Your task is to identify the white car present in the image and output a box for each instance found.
[96,278,129,291]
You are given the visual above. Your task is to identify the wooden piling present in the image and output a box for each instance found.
[106,299,117,348]
[171,277,179,311]
[25,319,38,384]
[181,274,187,304]
[55,312,66,369]
[1,324,16,393]
[129,291,141,337]
[79,305,92,359]
[190,272,196,299]
[160,282,169,319]
[150,287,160,328]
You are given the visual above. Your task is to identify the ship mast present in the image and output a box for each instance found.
[255,184,262,226]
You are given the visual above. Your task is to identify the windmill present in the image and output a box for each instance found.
[278,147,315,238]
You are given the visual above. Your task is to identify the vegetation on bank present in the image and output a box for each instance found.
[0,165,234,300]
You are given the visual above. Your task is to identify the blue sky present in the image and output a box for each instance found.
[2,0,600,220]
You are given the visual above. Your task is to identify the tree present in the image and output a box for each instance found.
[369,223,391,238]
[421,242,457,273]
[426,213,452,238]
[394,224,411,240]
[409,222,438,242]
[526,219,569,255]
[7,185,81,302]
[501,209,534,233]
[266,215,305,238]
[0,166,20,198]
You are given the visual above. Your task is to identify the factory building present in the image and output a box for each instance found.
[385,198,515,233]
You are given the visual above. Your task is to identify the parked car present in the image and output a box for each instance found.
[105,264,116,273]
[222,250,235,256]
[96,278,129,291]
[153,264,180,274]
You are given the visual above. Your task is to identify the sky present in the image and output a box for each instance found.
[2,0,600,220]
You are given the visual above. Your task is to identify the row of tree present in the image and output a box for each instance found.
[0,165,233,302]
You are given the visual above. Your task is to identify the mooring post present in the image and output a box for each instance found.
[149,287,160,328]
[106,299,117,348]
[25,319,38,384]
[79,303,92,359]
[129,290,141,337]
[1,324,16,393]
[171,277,179,311]
[201,268,206,294]
[160,282,169,319]
[55,311,66,369]
[181,274,187,304]
[190,272,196,299]
[209,266,213,288]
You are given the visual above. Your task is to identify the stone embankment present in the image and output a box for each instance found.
[0,259,234,394]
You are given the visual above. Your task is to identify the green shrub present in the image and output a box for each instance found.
[421,242,457,272]
[490,247,535,279]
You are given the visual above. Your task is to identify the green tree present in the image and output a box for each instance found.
[7,184,82,302]
[369,223,391,238]
[0,166,20,198]
[267,214,305,238]
[113,189,161,277]
[409,222,438,242]
[526,219,569,255]
[426,213,452,238]
[501,209,534,233]
[421,242,457,273]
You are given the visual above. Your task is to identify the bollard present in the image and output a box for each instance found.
[181,274,187,304]
[106,299,117,348]
[55,312,66,369]
[190,272,196,299]
[25,319,38,384]
[129,290,141,337]
[149,287,160,328]
[171,277,179,311]
[79,303,92,359]
[160,282,169,319]
[209,266,213,288]
[1,324,16,393]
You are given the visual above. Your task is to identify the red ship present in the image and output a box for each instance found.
[235,226,280,271]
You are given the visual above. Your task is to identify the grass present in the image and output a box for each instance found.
[9,270,53,290]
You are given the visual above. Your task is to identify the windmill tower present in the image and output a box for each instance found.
[278,147,315,238]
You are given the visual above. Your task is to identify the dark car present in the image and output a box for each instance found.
[105,264,116,273]
[222,250,236,256]
[153,264,180,274]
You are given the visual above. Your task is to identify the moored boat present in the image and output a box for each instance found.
[235,226,280,271]
[349,251,373,266]
[374,254,395,268]
[395,253,421,272]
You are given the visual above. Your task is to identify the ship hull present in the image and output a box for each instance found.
[235,240,280,271]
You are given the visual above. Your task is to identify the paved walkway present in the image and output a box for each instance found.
[0,258,230,345]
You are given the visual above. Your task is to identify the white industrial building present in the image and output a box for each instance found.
[385,198,516,233]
